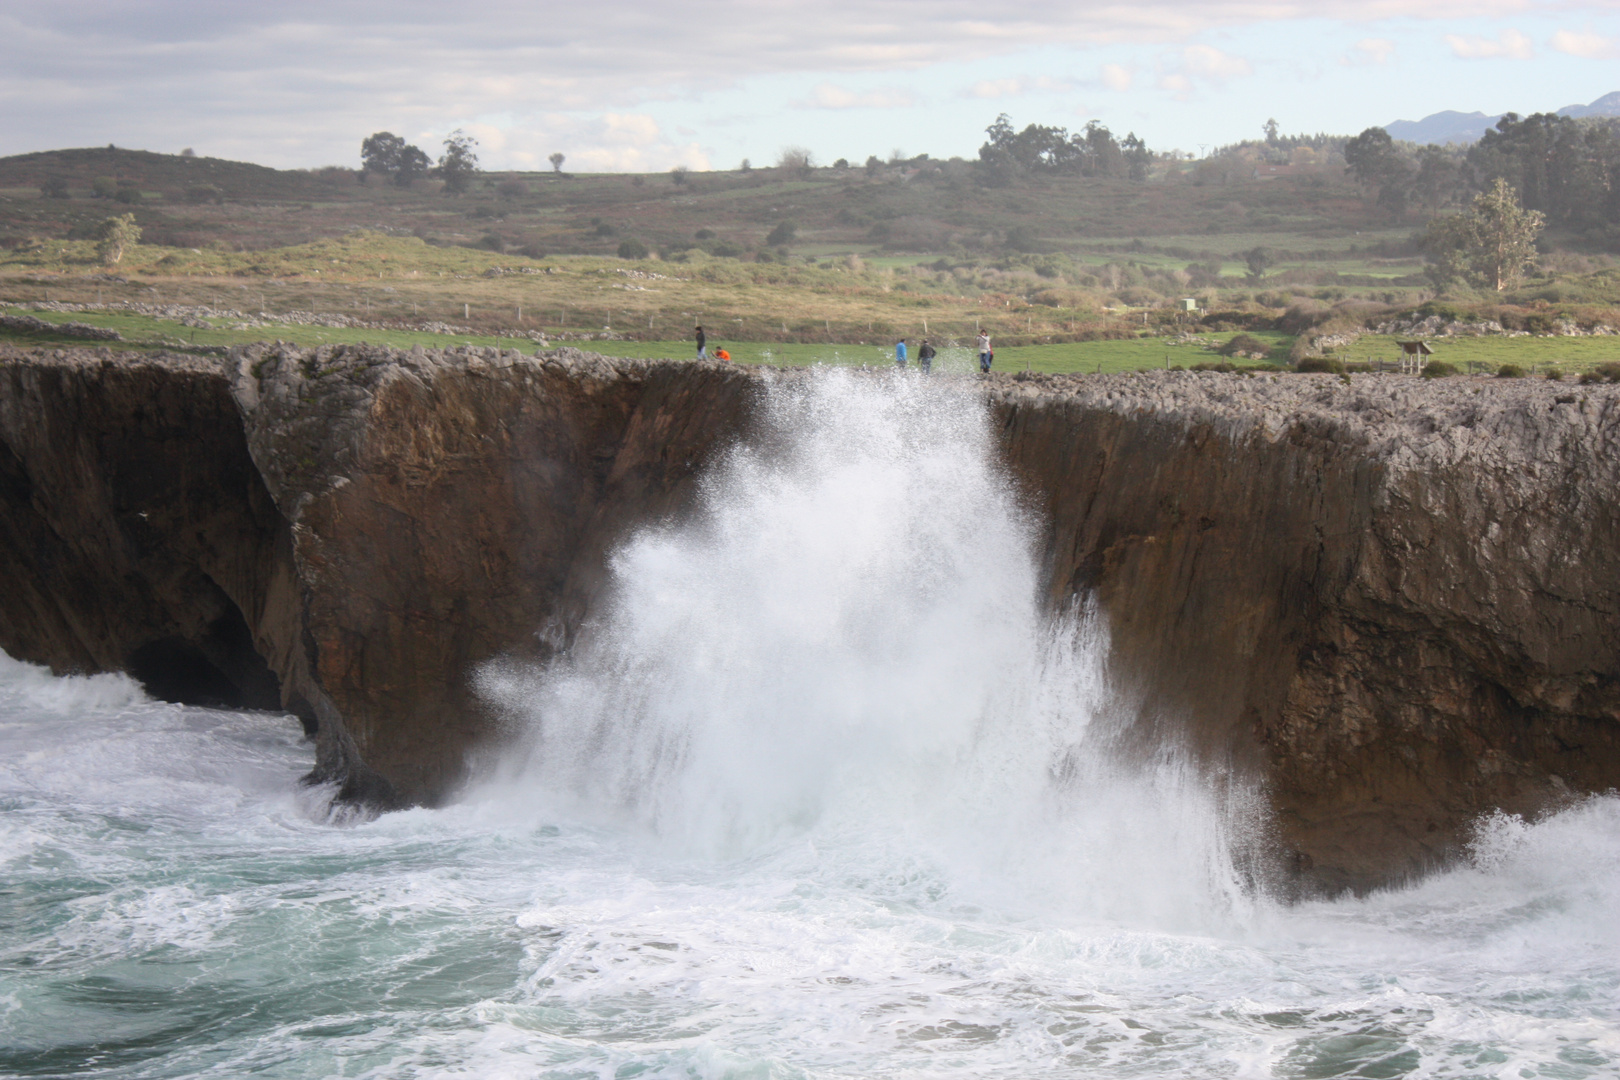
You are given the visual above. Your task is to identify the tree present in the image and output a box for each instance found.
[1264,118,1280,146]
[39,177,69,199]
[669,165,688,185]
[776,146,814,177]
[360,131,406,180]
[361,131,431,187]
[1469,178,1545,291]
[1420,178,1544,292]
[395,144,432,187]
[437,129,480,194]
[1344,126,1413,217]
[1243,246,1276,282]
[617,238,649,259]
[95,213,140,266]
[549,152,565,173]
[765,221,796,246]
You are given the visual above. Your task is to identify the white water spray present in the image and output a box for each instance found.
[477,368,1260,930]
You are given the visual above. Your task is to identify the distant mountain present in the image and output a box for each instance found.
[1383,91,1620,145]
[1557,90,1620,119]
[1384,111,1498,145]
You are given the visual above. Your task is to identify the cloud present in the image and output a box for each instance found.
[1180,44,1252,80]
[964,75,1072,99]
[1550,29,1618,59]
[1342,38,1396,66]
[1157,43,1250,99]
[0,2,1602,167]
[1099,64,1134,92]
[1444,28,1534,59]
[796,83,916,109]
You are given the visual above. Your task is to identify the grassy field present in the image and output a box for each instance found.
[2,147,1615,370]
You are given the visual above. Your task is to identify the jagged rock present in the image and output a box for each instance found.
[2,348,1616,895]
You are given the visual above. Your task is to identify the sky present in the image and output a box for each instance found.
[2,1,1619,173]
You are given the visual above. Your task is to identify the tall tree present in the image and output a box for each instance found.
[436,129,480,194]
[548,152,565,173]
[1420,178,1544,292]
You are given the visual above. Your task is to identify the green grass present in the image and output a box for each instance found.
[1344,334,1620,370]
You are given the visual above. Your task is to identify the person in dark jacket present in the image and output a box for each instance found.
[917,339,936,373]
[695,325,707,359]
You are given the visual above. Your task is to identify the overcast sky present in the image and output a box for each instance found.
[3,1,1618,173]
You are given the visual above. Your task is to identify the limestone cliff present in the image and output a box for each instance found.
[2,344,1615,894]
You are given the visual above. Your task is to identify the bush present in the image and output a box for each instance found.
[1217,333,1271,359]
[184,185,223,204]
[1593,362,1620,382]
[496,178,528,199]
[616,238,649,260]
[1496,364,1525,378]
[113,186,141,204]
[1421,360,1458,378]
[1189,361,1237,373]
[92,177,117,198]
[39,177,69,199]
[1544,367,1565,381]
[1295,357,1344,374]
[765,221,796,246]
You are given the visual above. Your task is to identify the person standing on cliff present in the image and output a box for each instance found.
[895,338,907,369]
[977,331,992,373]
[918,339,936,374]
[695,325,707,360]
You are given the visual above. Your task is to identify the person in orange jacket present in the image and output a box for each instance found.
[714,347,731,362]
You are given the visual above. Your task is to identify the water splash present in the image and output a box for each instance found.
[477,367,1262,932]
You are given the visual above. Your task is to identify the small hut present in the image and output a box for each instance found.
[1398,340,1433,375]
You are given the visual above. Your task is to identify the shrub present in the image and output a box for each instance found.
[184,185,223,204]
[94,213,140,265]
[616,238,649,260]
[765,221,796,246]
[1421,360,1458,378]
[1190,361,1237,373]
[496,178,528,199]
[92,177,117,198]
[1217,333,1271,359]
[1544,367,1565,381]
[1295,357,1344,374]
[40,177,69,199]
[1593,362,1620,382]
[1496,364,1525,378]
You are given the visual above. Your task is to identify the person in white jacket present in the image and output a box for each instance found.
[977,332,992,373]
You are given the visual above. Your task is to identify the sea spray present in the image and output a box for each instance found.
[476,367,1263,931]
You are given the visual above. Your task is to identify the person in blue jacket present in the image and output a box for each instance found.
[895,338,907,368]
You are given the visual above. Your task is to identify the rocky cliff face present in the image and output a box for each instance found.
[2,344,1615,894]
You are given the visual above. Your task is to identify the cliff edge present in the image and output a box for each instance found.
[2,344,1615,894]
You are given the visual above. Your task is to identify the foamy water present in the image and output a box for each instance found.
[2,369,1616,1078]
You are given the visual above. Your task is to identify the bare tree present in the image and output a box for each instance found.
[437,129,480,194]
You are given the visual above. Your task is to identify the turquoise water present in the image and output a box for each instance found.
[4,370,1617,1078]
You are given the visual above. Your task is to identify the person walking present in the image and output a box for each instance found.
[895,338,907,369]
[695,325,707,360]
[917,339,936,374]
[977,331,992,373]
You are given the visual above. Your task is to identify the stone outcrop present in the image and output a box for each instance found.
[2,344,1616,894]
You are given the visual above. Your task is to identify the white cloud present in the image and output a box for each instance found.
[1180,44,1252,80]
[1342,38,1396,66]
[1444,28,1534,59]
[797,83,916,109]
[1100,63,1134,91]
[1157,43,1250,99]
[0,2,1603,167]
[964,75,1072,99]
[1550,29,1618,59]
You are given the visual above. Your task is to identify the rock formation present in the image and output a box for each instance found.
[2,344,1615,894]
